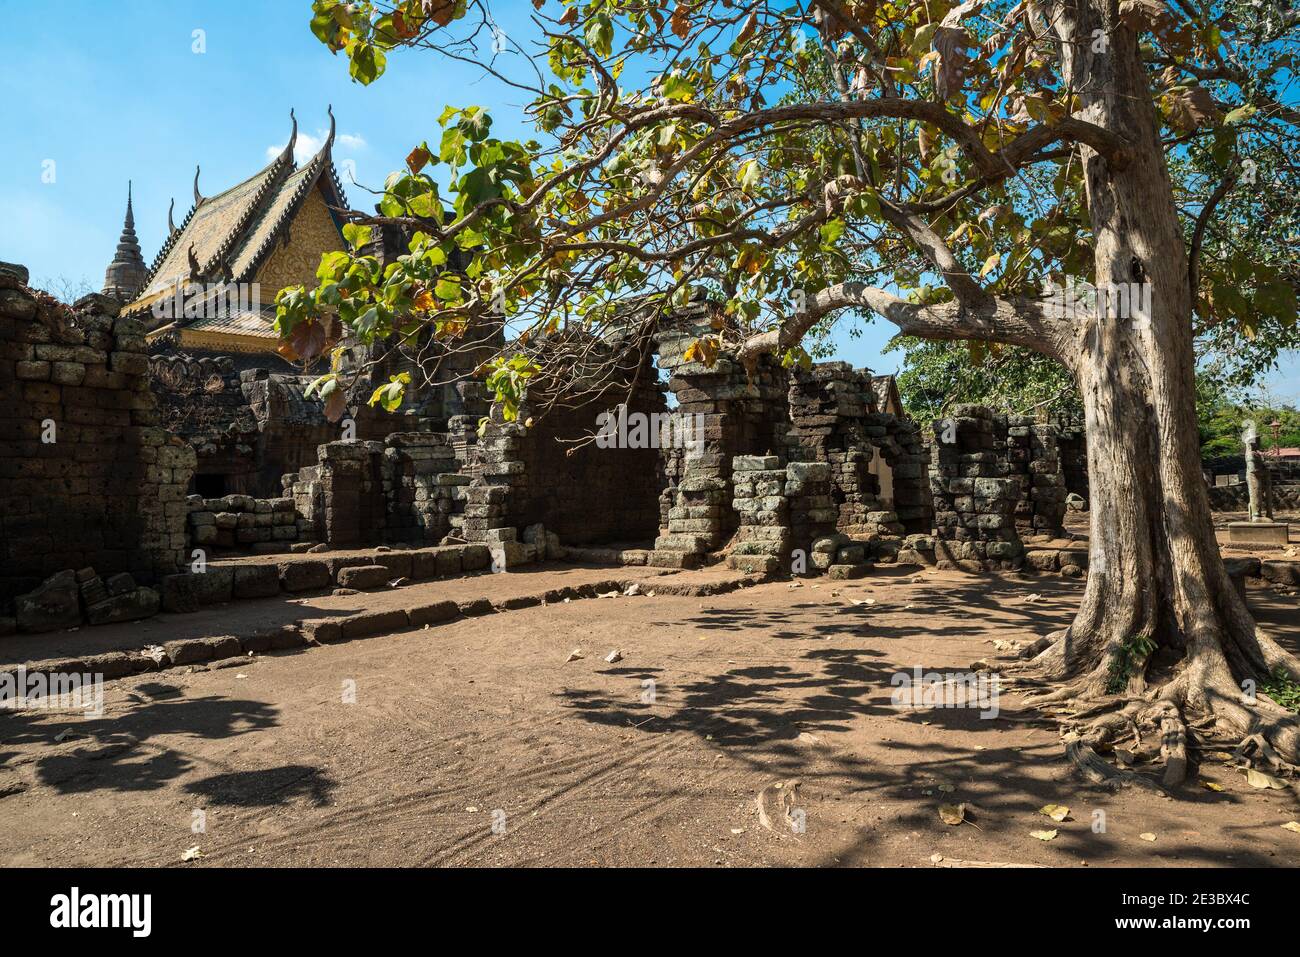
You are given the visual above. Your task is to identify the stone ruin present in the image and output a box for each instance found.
[0,262,194,629]
[1,257,1099,638]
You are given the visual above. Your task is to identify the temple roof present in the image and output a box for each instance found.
[126,108,349,329]
[871,374,902,416]
[102,182,149,302]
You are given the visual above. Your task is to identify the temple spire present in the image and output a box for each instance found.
[102,181,148,303]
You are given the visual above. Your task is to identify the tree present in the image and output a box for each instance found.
[893,338,1081,422]
[282,0,1300,776]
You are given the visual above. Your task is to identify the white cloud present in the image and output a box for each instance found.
[265,128,365,165]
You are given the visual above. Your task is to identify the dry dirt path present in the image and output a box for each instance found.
[2,566,1298,867]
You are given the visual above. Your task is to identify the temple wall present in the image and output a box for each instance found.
[0,263,193,603]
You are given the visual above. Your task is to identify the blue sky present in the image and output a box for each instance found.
[0,0,1293,397]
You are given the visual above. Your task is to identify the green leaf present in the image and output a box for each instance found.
[347,40,387,85]
[662,74,696,102]
[341,223,374,251]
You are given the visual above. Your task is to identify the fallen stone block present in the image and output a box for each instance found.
[191,567,234,604]
[164,638,213,666]
[408,601,459,627]
[648,550,701,569]
[827,563,870,580]
[340,610,409,640]
[337,565,391,590]
[83,652,136,680]
[1024,549,1060,572]
[205,635,244,661]
[160,574,201,614]
[267,625,305,650]
[16,571,82,633]
[277,559,331,593]
[1260,560,1299,586]
[457,597,495,617]
[85,587,159,626]
[231,565,280,599]
[728,554,779,575]
[461,544,492,571]
[299,618,344,644]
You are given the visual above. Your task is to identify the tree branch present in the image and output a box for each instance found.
[735,281,1069,365]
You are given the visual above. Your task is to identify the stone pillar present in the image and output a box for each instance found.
[1007,417,1067,538]
[727,455,789,574]
[928,405,1023,570]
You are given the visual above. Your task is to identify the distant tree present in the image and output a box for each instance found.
[33,275,95,305]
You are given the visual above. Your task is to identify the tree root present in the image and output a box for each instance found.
[1042,669,1298,790]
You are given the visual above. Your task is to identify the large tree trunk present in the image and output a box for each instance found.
[1029,1,1300,777]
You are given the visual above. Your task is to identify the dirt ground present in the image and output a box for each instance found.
[3,560,1299,868]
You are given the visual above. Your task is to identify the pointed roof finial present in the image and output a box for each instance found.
[193,166,203,206]
[325,104,336,149]
[167,198,178,238]
[279,108,298,165]
[102,181,148,302]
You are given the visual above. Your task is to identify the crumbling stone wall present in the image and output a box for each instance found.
[875,417,932,534]
[186,494,302,552]
[653,305,791,563]
[928,405,1023,569]
[290,433,467,547]
[1006,417,1068,537]
[787,362,931,537]
[383,432,464,544]
[0,262,193,602]
[1055,417,1089,500]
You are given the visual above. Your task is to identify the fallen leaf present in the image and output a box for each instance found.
[604,649,623,663]
[1199,779,1224,792]
[566,648,584,662]
[938,803,966,826]
[1281,821,1300,834]
[1039,804,1070,822]
[181,846,203,862]
[1139,832,1157,842]
[1245,768,1286,790]
[1030,829,1058,841]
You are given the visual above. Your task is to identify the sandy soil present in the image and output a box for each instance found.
[2,563,1298,868]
